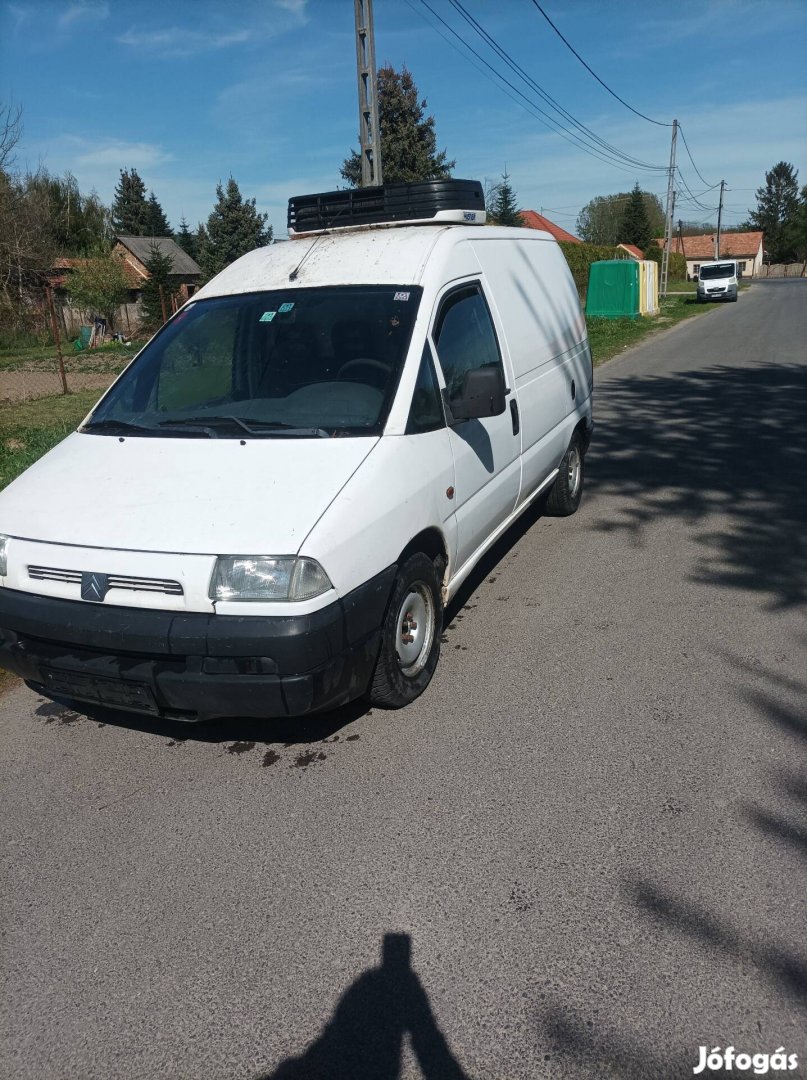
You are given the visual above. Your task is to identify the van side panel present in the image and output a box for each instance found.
[472,237,589,503]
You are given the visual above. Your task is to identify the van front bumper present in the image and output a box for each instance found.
[0,567,395,721]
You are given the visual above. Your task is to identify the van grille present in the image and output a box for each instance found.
[28,565,184,596]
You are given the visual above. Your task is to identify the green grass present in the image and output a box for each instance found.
[0,338,147,373]
[586,293,717,365]
[0,389,101,490]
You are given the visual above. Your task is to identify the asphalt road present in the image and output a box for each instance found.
[2,279,806,1080]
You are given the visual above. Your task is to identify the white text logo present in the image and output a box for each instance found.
[694,1046,798,1074]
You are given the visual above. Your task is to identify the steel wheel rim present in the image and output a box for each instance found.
[395,583,435,677]
[567,446,581,497]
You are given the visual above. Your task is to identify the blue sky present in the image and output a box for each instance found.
[2,0,806,239]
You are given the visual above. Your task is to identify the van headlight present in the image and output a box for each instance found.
[209,556,332,602]
[0,534,8,576]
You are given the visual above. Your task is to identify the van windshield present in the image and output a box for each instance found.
[699,263,735,280]
[84,286,422,438]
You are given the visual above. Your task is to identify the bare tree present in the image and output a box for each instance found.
[0,100,23,173]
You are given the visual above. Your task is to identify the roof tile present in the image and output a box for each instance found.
[519,210,581,244]
[655,231,764,259]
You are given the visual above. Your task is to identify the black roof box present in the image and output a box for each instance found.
[288,179,486,236]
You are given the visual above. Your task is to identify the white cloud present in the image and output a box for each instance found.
[72,140,173,170]
[115,26,251,58]
[273,0,308,13]
[59,1,109,28]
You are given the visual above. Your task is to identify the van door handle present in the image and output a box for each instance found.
[510,398,520,435]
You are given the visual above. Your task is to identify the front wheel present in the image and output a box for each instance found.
[545,432,585,516]
[369,553,444,709]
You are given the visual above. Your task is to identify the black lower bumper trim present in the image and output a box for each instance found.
[0,566,396,720]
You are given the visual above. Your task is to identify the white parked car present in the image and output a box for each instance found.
[0,181,593,721]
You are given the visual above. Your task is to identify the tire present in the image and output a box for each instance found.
[369,552,444,709]
[545,432,585,517]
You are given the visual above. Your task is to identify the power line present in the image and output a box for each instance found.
[528,0,671,127]
[677,124,714,187]
[411,0,667,175]
[675,169,718,213]
[446,0,667,171]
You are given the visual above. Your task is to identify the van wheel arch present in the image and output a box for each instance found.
[398,528,449,589]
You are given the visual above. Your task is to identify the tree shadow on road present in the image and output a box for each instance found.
[587,361,807,609]
[258,933,472,1080]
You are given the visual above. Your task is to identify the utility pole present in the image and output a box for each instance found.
[354,0,383,187]
[715,179,726,258]
[660,118,678,298]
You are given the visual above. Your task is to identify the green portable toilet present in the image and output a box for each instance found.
[585,260,640,319]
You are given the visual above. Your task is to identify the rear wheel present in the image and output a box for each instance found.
[545,432,585,516]
[369,553,443,709]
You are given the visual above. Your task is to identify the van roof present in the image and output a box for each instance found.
[192,225,556,299]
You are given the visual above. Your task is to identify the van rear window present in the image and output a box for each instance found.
[85,286,422,438]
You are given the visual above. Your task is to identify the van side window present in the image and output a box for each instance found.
[433,285,504,402]
[405,343,445,435]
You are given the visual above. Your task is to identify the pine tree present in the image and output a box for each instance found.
[341,65,454,187]
[140,242,176,328]
[488,170,522,227]
[111,168,150,235]
[144,191,172,237]
[746,161,800,262]
[175,216,198,261]
[199,178,272,280]
[619,182,652,250]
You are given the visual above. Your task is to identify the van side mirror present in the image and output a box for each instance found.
[447,365,506,422]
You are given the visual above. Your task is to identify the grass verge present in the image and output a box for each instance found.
[0,389,101,490]
[587,293,718,365]
[0,338,147,373]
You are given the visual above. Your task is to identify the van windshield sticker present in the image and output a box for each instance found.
[394,291,410,301]
[278,302,295,313]
[259,311,277,322]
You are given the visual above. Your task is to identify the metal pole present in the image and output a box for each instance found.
[660,119,678,298]
[45,286,69,395]
[716,180,725,258]
[354,0,383,186]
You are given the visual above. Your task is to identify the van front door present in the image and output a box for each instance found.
[431,281,521,572]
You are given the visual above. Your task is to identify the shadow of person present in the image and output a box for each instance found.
[262,933,471,1080]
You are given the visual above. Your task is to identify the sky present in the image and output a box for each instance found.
[2,0,806,240]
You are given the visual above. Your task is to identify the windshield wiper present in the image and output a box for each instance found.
[158,415,330,438]
[81,418,154,436]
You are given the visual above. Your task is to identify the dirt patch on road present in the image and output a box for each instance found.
[0,669,20,695]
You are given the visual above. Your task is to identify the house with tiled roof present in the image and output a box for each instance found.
[519,210,581,244]
[113,236,202,302]
[654,231,764,279]
[616,243,643,260]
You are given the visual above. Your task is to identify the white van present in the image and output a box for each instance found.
[0,181,593,721]
[695,259,739,302]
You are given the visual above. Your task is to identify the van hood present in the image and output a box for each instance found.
[0,432,378,555]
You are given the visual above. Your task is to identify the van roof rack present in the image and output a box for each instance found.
[288,179,486,236]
